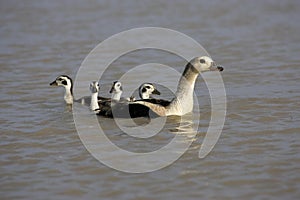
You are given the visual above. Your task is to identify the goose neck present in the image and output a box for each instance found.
[166,66,199,115]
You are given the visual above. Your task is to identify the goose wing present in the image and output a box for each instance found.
[95,101,157,118]
[136,98,171,107]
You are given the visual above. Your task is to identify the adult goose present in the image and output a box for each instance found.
[133,56,223,116]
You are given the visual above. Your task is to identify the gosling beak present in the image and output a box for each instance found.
[90,86,98,93]
[152,88,161,95]
[50,80,58,86]
[109,87,114,93]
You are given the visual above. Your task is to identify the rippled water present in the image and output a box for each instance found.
[1,0,300,199]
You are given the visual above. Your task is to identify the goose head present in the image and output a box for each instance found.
[187,56,223,73]
[50,75,73,104]
[139,83,161,99]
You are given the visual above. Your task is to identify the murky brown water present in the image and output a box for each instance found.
[1,0,300,199]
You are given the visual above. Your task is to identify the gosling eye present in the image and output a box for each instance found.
[199,59,206,64]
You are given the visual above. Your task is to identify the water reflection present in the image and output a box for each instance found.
[74,102,199,173]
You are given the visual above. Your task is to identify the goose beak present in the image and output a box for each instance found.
[217,66,224,71]
[210,62,224,72]
[152,88,161,95]
[50,80,58,86]
[109,87,114,93]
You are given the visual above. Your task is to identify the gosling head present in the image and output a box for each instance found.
[109,81,123,101]
[50,75,73,104]
[139,83,161,99]
[89,81,100,94]
[50,75,73,90]
[109,81,123,94]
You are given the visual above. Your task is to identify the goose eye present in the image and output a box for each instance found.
[199,59,206,64]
